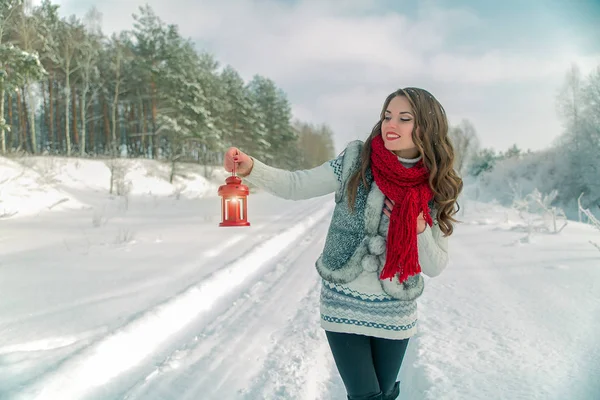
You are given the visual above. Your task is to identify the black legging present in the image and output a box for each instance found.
[326,331,409,400]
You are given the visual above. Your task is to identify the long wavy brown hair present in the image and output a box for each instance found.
[347,87,463,236]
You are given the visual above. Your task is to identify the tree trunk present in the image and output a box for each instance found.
[16,89,26,151]
[26,83,37,154]
[80,89,87,156]
[42,79,50,151]
[72,85,79,146]
[0,84,5,153]
[22,90,30,152]
[102,95,110,152]
[48,75,55,151]
[57,87,63,152]
[151,78,157,158]
[89,100,94,153]
[142,99,148,154]
[128,104,134,154]
[111,78,120,155]
[7,90,13,149]
[65,65,72,156]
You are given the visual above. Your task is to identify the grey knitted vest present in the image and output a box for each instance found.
[314,140,425,301]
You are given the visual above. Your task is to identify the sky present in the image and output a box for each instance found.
[38,0,600,154]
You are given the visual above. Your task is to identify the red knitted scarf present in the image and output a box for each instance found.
[370,134,434,283]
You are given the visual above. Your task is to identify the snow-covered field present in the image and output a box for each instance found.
[1,156,599,400]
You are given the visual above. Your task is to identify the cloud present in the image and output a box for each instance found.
[49,0,599,153]
[429,51,600,84]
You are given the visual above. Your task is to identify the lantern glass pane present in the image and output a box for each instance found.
[222,198,226,220]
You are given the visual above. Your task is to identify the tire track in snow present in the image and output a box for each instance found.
[241,284,334,400]
[120,213,334,399]
[4,197,325,328]
[0,198,329,398]
[13,200,334,400]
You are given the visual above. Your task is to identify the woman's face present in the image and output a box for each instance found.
[381,95,419,158]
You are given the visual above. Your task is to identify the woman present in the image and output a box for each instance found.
[224,87,463,400]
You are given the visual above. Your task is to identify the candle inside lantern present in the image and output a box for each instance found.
[226,197,238,220]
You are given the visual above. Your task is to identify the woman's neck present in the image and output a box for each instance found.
[393,148,420,159]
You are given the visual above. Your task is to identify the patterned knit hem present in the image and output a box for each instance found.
[320,317,417,340]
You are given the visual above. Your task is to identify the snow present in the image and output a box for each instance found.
[0,156,84,217]
[0,155,218,219]
[1,157,599,400]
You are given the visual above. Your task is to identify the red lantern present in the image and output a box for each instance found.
[218,164,250,227]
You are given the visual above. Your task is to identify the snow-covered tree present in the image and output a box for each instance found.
[76,7,102,156]
[0,2,323,169]
[220,66,259,154]
[475,62,600,221]
[448,118,480,176]
[501,144,523,160]
[0,44,46,153]
[247,75,296,168]
[468,148,498,177]
[294,121,336,169]
[10,0,44,153]
[578,193,600,251]
[55,15,85,155]
[555,65,600,214]
[512,188,568,236]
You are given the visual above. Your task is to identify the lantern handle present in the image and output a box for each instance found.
[232,150,237,176]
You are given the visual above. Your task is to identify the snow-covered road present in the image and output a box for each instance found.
[1,193,599,399]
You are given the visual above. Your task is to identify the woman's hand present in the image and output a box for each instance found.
[416,211,426,234]
[382,198,427,234]
[383,198,394,218]
[224,147,254,177]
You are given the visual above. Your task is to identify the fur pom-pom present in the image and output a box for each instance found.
[361,254,380,272]
[367,235,386,256]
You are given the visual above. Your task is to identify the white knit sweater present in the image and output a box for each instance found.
[244,153,449,339]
